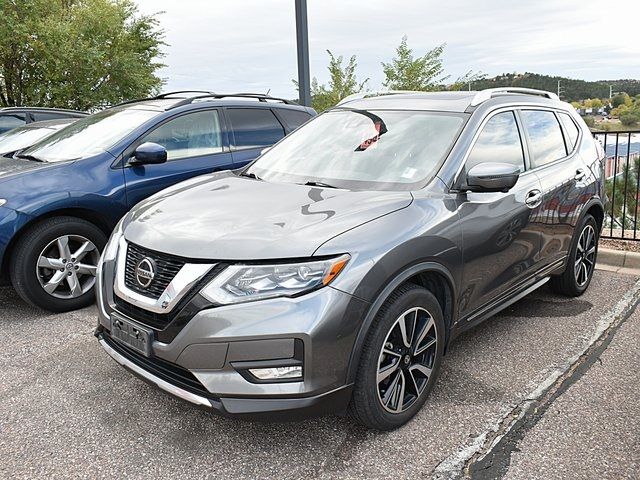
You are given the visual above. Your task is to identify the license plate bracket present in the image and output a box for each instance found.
[110,314,153,357]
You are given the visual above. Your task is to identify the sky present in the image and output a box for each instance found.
[135,0,640,99]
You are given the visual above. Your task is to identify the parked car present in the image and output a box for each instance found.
[0,107,87,134]
[0,91,316,311]
[0,119,77,158]
[95,88,605,430]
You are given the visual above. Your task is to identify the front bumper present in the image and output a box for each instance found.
[96,249,369,419]
[96,330,353,420]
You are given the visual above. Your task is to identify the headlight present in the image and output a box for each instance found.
[100,217,125,263]
[201,254,350,305]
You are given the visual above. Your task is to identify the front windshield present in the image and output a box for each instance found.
[248,109,466,190]
[0,126,58,155]
[21,107,159,162]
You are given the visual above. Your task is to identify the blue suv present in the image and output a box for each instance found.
[0,91,315,311]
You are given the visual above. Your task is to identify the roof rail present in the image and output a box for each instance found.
[337,90,425,106]
[154,90,216,98]
[112,90,217,108]
[168,92,297,109]
[469,88,559,107]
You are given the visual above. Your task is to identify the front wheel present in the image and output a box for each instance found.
[348,284,445,430]
[9,216,106,312]
[550,213,598,297]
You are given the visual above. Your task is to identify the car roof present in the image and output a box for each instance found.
[0,106,87,115]
[335,88,566,113]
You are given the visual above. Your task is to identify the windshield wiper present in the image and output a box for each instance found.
[303,180,339,189]
[239,171,261,180]
[15,153,46,163]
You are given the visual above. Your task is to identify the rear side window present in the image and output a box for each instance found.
[141,110,223,161]
[557,112,580,151]
[520,110,567,167]
[277,109,312,130]
[32,112,68,122]
[466,111,525,172]
[228,108,285,149]
[0,113,26,134]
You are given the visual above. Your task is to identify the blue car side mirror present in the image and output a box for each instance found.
[131,142,168,165]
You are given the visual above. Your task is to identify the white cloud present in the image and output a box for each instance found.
[135,0,640,98]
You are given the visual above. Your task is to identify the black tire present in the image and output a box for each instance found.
[348,283,445,430]
[550,213,598,297]
[9,216,106,312]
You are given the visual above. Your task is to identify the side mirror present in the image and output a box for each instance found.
[131,142,167,165]
[466,162,520,193]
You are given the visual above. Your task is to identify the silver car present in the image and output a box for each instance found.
[96,88,605,430]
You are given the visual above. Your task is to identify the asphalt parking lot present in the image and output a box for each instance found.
[1,269,639,479]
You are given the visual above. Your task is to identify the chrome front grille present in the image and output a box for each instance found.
[124,243,185,299]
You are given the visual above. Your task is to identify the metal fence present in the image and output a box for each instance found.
[592,130,640,241]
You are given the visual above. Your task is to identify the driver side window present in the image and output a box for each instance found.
[141,110,223,161]
[466,111,525,172]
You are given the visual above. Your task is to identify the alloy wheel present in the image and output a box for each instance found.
[575,224,596,287]
[36,235,100,299]
[376,307,438,413]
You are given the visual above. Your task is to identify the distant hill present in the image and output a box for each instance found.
[469,73,640,102]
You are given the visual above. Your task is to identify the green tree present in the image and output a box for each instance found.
[611,93,632,108]
[620,113,640,126]
[382,36,446,91]
[605,157,639,231]
[300,50,368,112]
[0,0,165,110]
[448,70,486,91]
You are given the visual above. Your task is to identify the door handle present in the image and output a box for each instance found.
[525,189,542,208]
[574,169,586,181]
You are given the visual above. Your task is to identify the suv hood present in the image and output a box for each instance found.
[124,173,413,260]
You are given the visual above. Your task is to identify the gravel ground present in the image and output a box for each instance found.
[0,269,638,479]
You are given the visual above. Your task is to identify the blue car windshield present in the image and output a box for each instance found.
[21,107,159,162]
[248,109,467,191]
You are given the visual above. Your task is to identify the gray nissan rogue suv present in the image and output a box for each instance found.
[95,88,605,430]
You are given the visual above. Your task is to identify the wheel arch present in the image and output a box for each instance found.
[1,208,114,281]
[584,199,604,233]
[345,261,457,385]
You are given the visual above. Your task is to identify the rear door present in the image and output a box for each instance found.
[457,110,544,316]
[123,108,233,208]
[226,107,286,167]
[519,109,586,268]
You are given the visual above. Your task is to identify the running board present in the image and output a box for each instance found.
[464,277,550,328]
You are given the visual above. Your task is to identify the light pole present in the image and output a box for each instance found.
[295,0,311,107]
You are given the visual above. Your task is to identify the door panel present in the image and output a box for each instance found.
[457,173,543,316]
[456,110,543,317]
[124,109,233,208]
[519,109,586,267]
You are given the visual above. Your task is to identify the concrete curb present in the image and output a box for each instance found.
[597,247,640,275]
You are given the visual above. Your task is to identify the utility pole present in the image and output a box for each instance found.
[557,80,564,100]
[295,0,311,107]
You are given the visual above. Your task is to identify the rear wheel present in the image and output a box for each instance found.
[9,216,106,312]
[348,284,445,430]
[550,214,598,297]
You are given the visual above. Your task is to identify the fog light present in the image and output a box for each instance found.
[248,366,302,380]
